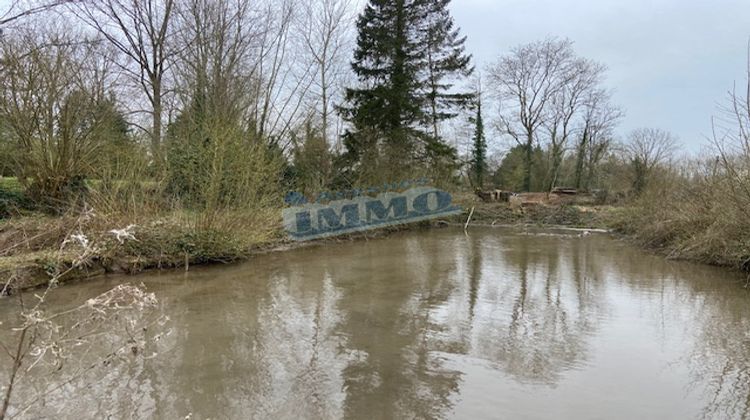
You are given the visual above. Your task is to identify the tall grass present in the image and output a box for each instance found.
[614,161,750,269]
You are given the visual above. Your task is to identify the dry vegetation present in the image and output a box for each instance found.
[453,191,616,229]
[611,67,750,272]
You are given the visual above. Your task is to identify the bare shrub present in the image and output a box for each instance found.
[0,26,121,210]
[618,54,750,270]
[0,219,168,419]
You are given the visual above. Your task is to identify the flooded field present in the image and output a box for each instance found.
[2,227,749,419]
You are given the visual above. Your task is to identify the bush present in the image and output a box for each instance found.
[165,111,283,217]
[0,29,126,211]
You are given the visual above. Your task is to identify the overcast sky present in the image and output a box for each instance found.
[450,0,750,152]
[2,0,748,153]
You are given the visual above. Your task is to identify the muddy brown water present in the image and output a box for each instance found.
[1,227,750,419]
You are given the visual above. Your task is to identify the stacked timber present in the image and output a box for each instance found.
[475,189,512,202]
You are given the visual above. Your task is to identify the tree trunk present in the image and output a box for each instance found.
[427,45,439,141]
[548,144,563,192]
[152,77,162,168]
[523,132,533,192]
[321,68,328,145]
[573,127,589,189]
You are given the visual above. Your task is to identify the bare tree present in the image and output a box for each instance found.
[626,127,678,194]
[574,88,622,190]
[173,0,258,121]
[299,0,354,144]
[487,38,575,192]
[0,0,70,28]
[543,57,606,190]
[70,0,176,166]
[170,0,344,152]
[248,0,321,147]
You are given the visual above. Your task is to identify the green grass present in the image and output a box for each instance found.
[0,177,23,193]
[0,177,31,218]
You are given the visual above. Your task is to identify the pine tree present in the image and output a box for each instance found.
[340,0,428,174]
[471,99,487,188]
[423,0,474,141]
[340,0,472,180]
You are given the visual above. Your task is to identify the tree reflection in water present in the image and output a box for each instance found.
[429,230,607,385]
[2,227,750,419]
[609,252,750,420]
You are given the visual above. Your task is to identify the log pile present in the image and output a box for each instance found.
[475,189,513,202]
[475,187,600,207]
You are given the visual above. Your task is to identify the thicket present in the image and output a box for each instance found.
[613,66,750,271]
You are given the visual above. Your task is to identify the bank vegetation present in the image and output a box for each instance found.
[613,69,750,271]
[1,0,750,293]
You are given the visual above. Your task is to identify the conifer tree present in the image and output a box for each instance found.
[340,0,472,180]
[471,99,487,188]
[340,0,427,173]
[423,0,474,141]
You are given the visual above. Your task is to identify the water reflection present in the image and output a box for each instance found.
[429,230,607,387]
[1,227,749,419]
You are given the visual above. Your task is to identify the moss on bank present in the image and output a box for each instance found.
[0,250,107,291]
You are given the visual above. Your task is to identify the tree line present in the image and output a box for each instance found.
[0,0,684,213]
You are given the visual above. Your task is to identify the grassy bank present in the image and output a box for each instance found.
[1,188,622,292]
[11,178,749,292]
[0,208,283,291]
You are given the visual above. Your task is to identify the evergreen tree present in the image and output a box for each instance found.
[291,121,332,195]
[340,0,428,175]
[340,0,472,181]
[470,99,487,188]
[493,144,547,192]
[424,0,474,141]
[94,95,137,179]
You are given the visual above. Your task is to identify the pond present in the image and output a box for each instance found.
[2,227,749,419]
